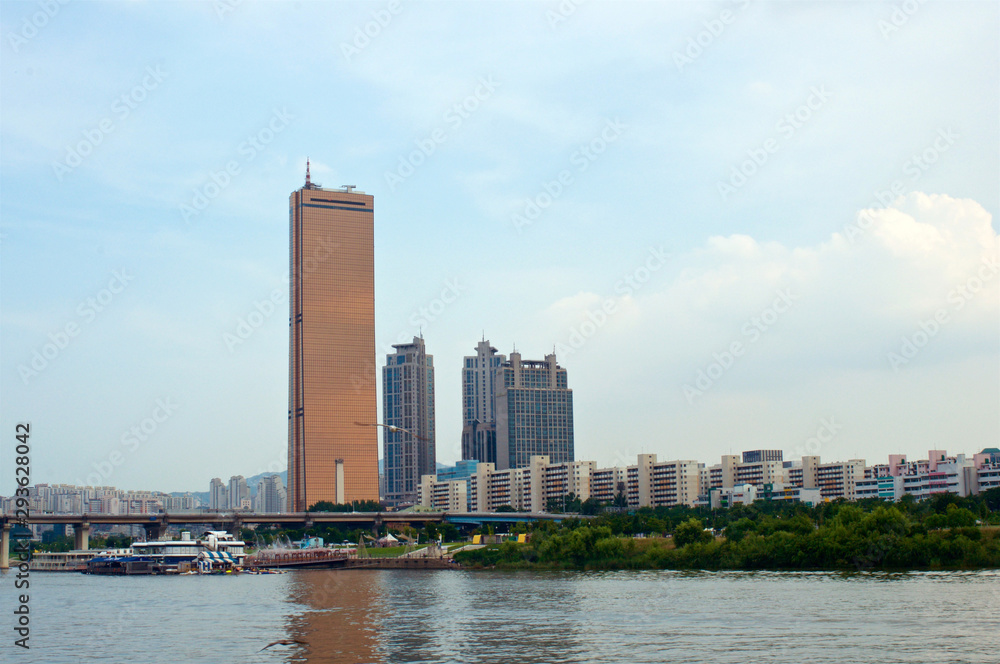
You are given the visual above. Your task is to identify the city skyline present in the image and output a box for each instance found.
[1,2,997,495]
[8,443,996,518]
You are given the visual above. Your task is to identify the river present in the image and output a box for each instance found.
[3,569,997,663]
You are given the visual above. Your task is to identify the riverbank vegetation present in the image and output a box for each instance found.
[455,489,1000,571]
[31,533,132,553]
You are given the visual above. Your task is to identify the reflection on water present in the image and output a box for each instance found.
[284,570,588,663]
[4,569,998,663]
[278,569,1000,664]
[285,570,385,663]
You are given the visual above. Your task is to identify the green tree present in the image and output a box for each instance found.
[580,498,602,515]
[424,522,440,542]
[724,517,756,543]
[981,487,1000,512]
[946,507,977,528]
[613,482,628,508]
[439,523,460,542]
[673,518,712,547]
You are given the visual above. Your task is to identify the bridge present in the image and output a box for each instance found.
[0,511,580,569]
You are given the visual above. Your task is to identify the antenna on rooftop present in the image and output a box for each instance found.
[304,159,323,189]
[341,185,356,192]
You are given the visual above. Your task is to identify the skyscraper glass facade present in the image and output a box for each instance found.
[287,180,379,511]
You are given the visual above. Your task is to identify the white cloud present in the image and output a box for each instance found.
[540,192,998,466]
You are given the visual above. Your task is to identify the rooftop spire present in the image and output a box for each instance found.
[305,158,311,187]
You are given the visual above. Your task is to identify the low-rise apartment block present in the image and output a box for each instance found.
[417,475,468,512]
[414,448,996,513]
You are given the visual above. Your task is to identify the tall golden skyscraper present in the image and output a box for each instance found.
[288,164,378,511]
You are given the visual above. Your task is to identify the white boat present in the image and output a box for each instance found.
[125,530,246,573]
[31,548,131,572]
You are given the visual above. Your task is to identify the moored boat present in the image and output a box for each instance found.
[80,530,246,575]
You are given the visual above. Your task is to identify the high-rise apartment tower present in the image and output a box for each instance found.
[460,339,505,464]
[495,351,574,470]
[382,335,435,506]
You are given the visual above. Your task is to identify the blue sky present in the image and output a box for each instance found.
[1,0,997,494]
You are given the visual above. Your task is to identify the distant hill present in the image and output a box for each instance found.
[171,489,210,504]
[245,470,288,495]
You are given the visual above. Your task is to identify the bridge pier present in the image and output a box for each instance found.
[1,523,10,570]
[143,523,163,541]
[74,523,90,551]
[228,519,243,539]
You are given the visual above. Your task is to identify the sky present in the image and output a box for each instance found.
[0,0,997,495]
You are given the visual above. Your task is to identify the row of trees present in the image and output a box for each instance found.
[32,533,133,553]
[306,500,382,513]
[455,488,1000,571]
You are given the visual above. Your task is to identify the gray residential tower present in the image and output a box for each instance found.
[461,339,505,464]
[495,351,574,470]
[382,336,435,506]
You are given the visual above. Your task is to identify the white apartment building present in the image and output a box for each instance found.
[417,476,468,512]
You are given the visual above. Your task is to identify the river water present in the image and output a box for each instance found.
[3,569,997,663]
